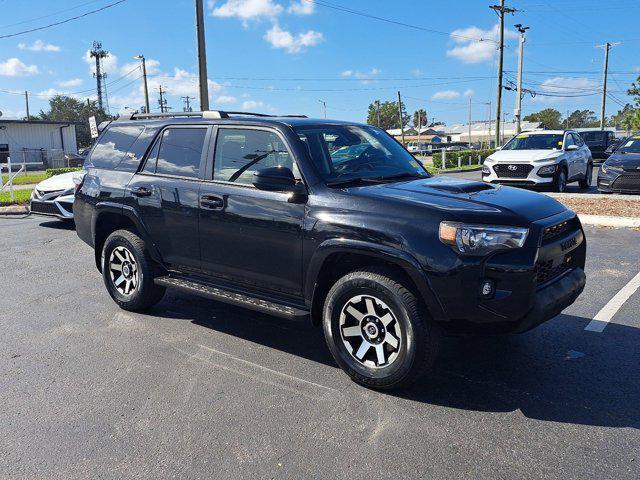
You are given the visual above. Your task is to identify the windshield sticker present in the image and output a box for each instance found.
[558,141,563,146]
[625,141,635,147]
[634,135,640,139]
[409,160,420,168]
[516,134,529,138]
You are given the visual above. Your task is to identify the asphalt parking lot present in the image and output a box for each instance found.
[1,217,639,479]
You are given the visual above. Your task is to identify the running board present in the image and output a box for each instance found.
[154,276,310,320]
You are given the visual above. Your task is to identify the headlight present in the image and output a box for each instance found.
[439,222,529,255]
[601,163,608,174]
[537,165,557,175]
[482,165,490,174]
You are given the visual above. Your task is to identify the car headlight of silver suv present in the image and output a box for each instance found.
[537,165,557,176]
[439,222,529,255]
[482,164,491,174]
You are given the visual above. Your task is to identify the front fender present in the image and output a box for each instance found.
[306,238,446,321]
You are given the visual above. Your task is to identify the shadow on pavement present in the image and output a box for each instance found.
[38,220,76,230]
[154,293,639,429]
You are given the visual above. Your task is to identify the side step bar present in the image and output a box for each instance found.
[154,276,310,320]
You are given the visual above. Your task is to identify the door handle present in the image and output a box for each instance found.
[200,194,225,210]
[131,186,152,197]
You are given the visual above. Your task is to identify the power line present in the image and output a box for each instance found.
[0,0,128,39]
[0,0,106,29]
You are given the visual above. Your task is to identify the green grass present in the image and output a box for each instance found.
[1,173,49,185]
[0,188,33,205]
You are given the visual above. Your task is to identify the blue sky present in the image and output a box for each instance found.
[1,0,639,125]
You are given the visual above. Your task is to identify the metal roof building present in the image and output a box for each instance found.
[0,120,78,165]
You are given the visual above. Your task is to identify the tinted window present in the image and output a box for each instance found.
[214,128,294,184]
[564,134,575,148]
[89,125,144,170]
[572,133,584,147]
[119,126,159,172]
[153,128,206,178]
[581,131,606,143]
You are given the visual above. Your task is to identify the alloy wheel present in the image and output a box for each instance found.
[339,294,402,368]
[108,246,139,296]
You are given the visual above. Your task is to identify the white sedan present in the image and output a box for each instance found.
[30,171,84,221]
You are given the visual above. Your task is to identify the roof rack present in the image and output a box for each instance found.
[118,110,307,121]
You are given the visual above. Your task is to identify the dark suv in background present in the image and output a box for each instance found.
[74,111,586,390]
[578,129,618,160]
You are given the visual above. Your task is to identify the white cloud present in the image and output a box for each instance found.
[341,70,353,77]
[446,24,517,64]
[215,95,237,104]
[264,24,324,53]
[463,89,474,97]
[0,58,39,76]
[57,78,83,88]
[211,0,283,21]
[432,90,460,100]
[120,58,160,76]
[242,100,264,110]
[288,0,314,15]
[18,40,61,52]
[532,76,600,103]
[341,67,380,84]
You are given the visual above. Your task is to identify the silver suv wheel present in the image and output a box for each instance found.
[339,294,402,368]
[108,246,139,296]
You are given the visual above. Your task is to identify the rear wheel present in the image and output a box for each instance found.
[579,163,593,189]
[553,168,567,193]
[102,229,165,311]
[322,267,441,390]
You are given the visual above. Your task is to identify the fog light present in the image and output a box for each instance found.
[480,279,495,298]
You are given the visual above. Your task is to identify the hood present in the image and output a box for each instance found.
[606,153,640,171]
[487,149,563,162]
[349,176,567,224]
[35,171,78,192]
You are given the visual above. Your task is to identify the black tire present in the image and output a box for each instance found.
[553,168,567,193]
[102,229,165,311]
[322,267,441,390]
[579,163,593,190]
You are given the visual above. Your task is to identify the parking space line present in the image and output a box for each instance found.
[585,271,640,333]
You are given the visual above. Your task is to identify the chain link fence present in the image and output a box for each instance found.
[0,149,83,172]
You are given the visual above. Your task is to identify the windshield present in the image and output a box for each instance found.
[295,125,428,184]
[618,136,640,154]
[581,131,606,143]
[502,133,564,150]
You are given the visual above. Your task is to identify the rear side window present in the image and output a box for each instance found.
[213,128,294,185]
[89,125,145,170]
[145,127,207,178]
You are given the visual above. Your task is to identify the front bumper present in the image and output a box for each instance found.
[29,190,74,220]
[482,161,558,187]
[597,168,640,193]
[427,211,586,334]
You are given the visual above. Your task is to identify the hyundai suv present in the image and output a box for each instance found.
[74,111,586,390]
[482,130,593,192]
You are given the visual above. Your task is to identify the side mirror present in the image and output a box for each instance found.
[253,166,297,192]
[495,146,502,151]
[565,144,578,151]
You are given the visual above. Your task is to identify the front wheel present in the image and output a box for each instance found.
[102,229,165,311]
[322,267,441,390]
[553,168,567,193]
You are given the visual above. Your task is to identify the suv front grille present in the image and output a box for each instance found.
[541,216,580,243]
[535,254,574,286]
[493,164,533,179]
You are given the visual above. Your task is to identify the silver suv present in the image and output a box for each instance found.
[482,130,593,192]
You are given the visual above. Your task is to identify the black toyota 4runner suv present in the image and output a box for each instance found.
[75,111,586,390]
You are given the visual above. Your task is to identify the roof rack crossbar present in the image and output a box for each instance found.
[117,110,307,121]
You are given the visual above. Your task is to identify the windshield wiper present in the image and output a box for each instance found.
[326,177,385,187]
[373,172,429,182]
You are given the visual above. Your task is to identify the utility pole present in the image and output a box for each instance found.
[24,91,30,121]
[514,24,529,134]
[597,42,620,130]
[417,109,422,144]
[490,1,516,147]
[90,41,109,113]
[468,97,472,149]
[397,91,405,145]
[318,99,327,118]
[158,86,168,113]
[182,96,195,112]
[133,55,150,114]
[376,100,381,127]
[195,0,209,111]
[487,101,492,148]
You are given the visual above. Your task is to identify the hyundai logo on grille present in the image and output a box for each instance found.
[507,165,518,171]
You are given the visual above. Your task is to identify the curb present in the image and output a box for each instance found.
[0,205,29,215]
[433,166,483,174]
[578,214,640,228]
[546,192,640,201]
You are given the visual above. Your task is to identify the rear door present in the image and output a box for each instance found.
[572,133,589,178]
[126,125,211,271]
[563,133,578,179]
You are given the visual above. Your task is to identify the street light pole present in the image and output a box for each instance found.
[195,0,209,111]
[133,55,150,113]
[514,24,529,134]
[318,99,327,118]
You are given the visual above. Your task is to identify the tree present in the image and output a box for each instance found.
[413,109,427,128]
[611,104,637,131]
[565,109,599,129]
[366,100,409,130]
[627,77,640,107]
[523,108,563,130]
[37,95,111,148]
